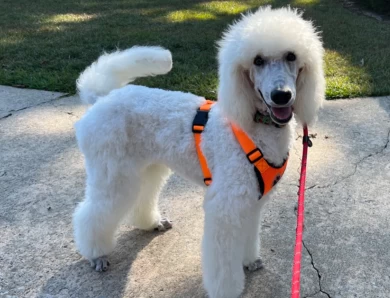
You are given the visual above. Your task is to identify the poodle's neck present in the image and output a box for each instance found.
[215,99,293,164]
[217,101,286,133]
[218,103,255,132]
[217,88,258,133]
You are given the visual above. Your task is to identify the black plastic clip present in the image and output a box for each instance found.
[302,136,313,147]
[192,110,209,133]
[246,148,263,164]
[203,177,212,185]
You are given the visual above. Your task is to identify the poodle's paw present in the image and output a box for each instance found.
[154,218,172,231]
[245,259,263,272]
[91,256,110,272]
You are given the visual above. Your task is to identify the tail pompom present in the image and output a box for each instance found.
[77,46,172,104]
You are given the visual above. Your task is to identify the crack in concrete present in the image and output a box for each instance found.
[295,127,390,298]
[306,128,390,190]
[64,111,79,118]
[0,93,70,120]
[302,240,332,298]
[305,184,316,190]
[0,113,12,119]
[291,153,332,298]
[303,291,321,298]
[292,195,332,297]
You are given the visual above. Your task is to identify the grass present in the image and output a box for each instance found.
[0,0,390,99]
[354,0,390,16]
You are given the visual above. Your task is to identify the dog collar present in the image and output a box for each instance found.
[254,110,284,128]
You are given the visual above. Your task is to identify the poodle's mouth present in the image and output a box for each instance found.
[257,88,293,124]
[270,106,293,124]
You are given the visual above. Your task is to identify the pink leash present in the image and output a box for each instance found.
[291,125,312,298]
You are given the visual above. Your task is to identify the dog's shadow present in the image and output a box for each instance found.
[38,229,286,298]
[39,229,161,297]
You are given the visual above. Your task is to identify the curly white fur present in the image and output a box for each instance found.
[73,6,325,298]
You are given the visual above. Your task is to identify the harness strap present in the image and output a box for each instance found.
[231,123,263,164]
[231,123,267,196]
[192,100,214,186]
[231,123,288,198]
[193,101,289,194]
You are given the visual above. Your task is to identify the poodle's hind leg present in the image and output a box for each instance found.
[127,164,172,231]
[73,158,141,271]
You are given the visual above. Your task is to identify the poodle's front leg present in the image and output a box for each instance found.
[202,195,248,298]
[243,201,264,271]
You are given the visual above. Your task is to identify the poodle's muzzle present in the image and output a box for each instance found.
[251,58,299,125]
[256,87,293,125]
[271,90,292,105]
[268,88,294,124]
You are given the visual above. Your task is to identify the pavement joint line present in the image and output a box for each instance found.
[0,92,70,120]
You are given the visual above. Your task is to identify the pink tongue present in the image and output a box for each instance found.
[271,106,292,120]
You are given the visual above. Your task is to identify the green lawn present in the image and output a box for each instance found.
[354,0,390,16]
[1,0,389,99]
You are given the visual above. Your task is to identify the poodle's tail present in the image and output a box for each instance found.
[77,46,172,104]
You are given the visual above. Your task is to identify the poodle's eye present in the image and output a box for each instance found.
[286,52,296,62]
[253,56,264,66]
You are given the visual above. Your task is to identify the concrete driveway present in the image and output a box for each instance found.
[1,85,389,298]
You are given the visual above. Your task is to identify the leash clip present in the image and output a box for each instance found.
[302,136,313,147]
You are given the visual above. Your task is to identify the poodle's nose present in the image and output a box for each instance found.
[271,90,292,105]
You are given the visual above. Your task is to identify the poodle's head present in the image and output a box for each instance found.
[217,6,325,128]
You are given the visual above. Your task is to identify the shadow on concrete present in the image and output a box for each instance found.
[39,229,162,297]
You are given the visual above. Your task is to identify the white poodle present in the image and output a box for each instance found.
[73,6,325,298]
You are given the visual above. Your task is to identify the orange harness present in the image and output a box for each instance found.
[192,101,289,199]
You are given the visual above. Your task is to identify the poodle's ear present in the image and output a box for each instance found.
[218,63,257,129]
[293,54,325,126]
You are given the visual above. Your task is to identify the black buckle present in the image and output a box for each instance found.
[204,178,212,185]
[302,136,313,147]
[246,148,262,164]
[192,110,209,133]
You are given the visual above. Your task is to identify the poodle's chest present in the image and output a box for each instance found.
[193,101,290,199]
